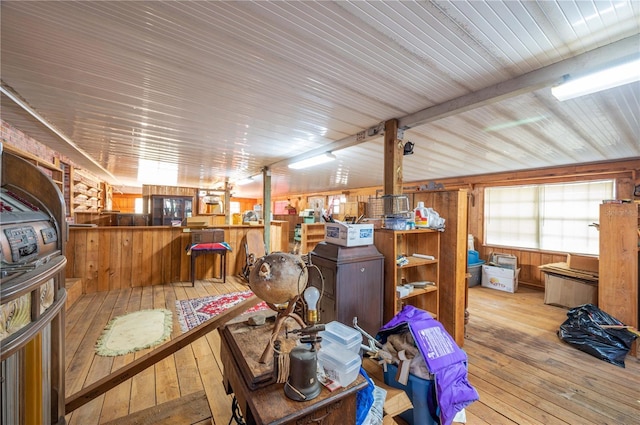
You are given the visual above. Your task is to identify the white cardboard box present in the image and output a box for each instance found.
[324,223,374,247]
[481,264,520,293]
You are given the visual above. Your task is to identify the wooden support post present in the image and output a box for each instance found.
[263,167,272,253]
[383,119,402,196]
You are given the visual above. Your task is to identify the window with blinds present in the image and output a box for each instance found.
[484,180,614,255]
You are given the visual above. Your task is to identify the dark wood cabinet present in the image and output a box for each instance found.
[149,195,193,226]
[308,242,384,337]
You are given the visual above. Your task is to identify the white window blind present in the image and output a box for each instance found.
[485,180,613,255]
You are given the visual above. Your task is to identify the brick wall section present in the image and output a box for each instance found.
[1,118,100,182]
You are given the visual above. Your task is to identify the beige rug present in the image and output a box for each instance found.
[95,309,172,356]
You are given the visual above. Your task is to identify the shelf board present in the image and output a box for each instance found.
[390,228,438,235]
[398,256,438,268]
[399,286,438,300]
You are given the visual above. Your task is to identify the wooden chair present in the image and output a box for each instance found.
[241,229,266,281]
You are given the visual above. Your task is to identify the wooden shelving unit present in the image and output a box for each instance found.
[2,143,64,192]
[374,228,440,322]
[598,201,639,356]
[300,222,325,254]
[71,168,102,212]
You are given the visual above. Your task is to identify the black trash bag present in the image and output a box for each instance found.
[557,303,637,368]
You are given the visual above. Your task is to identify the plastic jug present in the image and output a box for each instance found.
[414,202,428,228]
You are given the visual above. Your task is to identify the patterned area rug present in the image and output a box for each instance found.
[95,309,173,356]
[175,290,270,333]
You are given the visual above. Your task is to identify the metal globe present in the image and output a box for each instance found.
[248,252,308,305]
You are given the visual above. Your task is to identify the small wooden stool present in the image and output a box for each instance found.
[188,242,230,285]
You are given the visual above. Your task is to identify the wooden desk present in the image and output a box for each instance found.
[220,321,367,425]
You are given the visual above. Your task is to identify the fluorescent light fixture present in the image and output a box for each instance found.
[484,115,548,132]
[551,57,640,101]
[288,152,336,170]
[236,177,254,185]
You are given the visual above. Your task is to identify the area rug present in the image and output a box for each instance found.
[175,290,270,333]
[95,309,173,356]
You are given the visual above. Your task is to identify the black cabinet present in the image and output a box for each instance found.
[149,195,193,226]
[308,242,384,337]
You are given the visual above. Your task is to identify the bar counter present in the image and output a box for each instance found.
[66,222,288,293]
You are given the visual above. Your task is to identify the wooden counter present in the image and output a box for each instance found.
[66,222,288,293]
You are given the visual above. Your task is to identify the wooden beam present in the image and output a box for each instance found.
[383,119,402,196]
[399,35,640,129]
[65,295,261,413]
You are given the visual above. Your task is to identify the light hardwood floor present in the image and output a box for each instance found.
[64,278,640,425]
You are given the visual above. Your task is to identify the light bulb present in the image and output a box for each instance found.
[303,286,320,324]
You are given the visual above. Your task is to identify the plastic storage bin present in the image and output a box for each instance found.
[317,341,361,387]
[468,260,485,287]
[383,363,437,425]
[384,217,408,230]
[319,321,362,354]
[467,250,479,265]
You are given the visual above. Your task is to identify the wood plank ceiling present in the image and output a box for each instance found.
[1,1,639,198]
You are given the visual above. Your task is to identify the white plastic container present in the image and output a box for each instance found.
[317,341,362,387]
[319,321,362,354]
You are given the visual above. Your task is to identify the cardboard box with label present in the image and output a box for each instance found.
[481,264,520,293]
[324,222,374,247]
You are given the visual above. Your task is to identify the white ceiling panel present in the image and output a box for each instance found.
[1,1,638,199]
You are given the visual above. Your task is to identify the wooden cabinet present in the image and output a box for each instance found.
[598,202,639,356]
[374,229,440,323]
[149,195,193,226]
[71,168,102,212]
[300,222,325,254]
[308,242,384,336]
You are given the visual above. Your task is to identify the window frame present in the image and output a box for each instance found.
[483,179,614,255]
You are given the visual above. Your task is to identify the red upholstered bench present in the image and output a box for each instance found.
[187,242,232,286]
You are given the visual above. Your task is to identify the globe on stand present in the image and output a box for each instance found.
[248,252,309,364]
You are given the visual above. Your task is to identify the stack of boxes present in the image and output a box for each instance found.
[539,254,598,308]
[481,253,520,293]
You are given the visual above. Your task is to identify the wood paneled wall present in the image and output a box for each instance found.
[66,223,287,294]
[111,193,140,213]
[268,158,639,290]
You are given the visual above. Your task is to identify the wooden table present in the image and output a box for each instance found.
[220,321,367,425]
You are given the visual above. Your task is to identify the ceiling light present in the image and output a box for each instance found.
[236,177,254,185]
[551,57,640,101]
[288,152,336,170]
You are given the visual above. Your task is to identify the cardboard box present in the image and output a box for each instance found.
[481,264,520,293]
[543,272,598,308]
[489,252,517,270]
[566,254,599,274]
[324,222,373,247]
